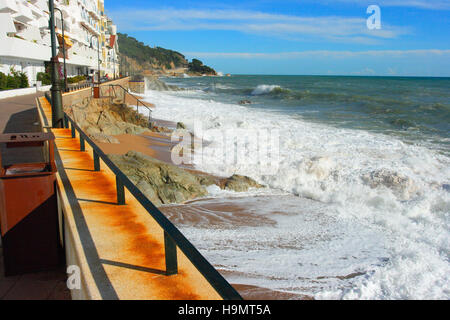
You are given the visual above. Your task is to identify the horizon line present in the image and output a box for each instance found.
[209,73,450,78]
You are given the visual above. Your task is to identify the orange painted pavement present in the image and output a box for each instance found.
[38,97,222,300]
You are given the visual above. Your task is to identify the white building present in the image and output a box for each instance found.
[0,0,119,86]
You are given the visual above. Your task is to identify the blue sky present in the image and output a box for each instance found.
[106,0,450,76]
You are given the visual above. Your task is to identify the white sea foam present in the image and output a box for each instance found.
[143,88,450,299]
[251,84,281,95]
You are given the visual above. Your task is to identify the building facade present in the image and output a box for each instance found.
[0,0,120,86]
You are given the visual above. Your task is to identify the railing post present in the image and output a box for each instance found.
[80,136,85,151]
[164,231,178,275]
[116,176,125,205]
[93,151,100,171]
[71,122,75,138]
[63,114,69,128]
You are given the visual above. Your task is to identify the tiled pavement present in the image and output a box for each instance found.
[0,93,71,300]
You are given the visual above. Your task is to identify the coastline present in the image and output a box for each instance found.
[95,75,450,300]
[93,110,312,299]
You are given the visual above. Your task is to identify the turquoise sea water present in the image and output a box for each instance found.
[164,75,450,155]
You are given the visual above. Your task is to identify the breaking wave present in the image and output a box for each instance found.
[143,87,450,300]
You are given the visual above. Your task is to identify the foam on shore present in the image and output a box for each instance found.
[143,88,450,299]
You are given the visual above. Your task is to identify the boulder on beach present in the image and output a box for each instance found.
[108,151,265,206]
[108,151,209,206]
[220,174,264,192]
[362,169,417,200]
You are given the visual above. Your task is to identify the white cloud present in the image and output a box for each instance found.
[183,49,450,59]
[110,8,409,44]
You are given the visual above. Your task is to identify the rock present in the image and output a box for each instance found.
[144,77,180,91]
[220,174,264,192]
[65,98,151,137]
[239,100,251,105]
[89,132,120,144]
[151,126,172,133]
[108,151,208,206]
[197,174,217,186]
[176,122,186,129]
[362,169,417,200]
[105,121,149,135]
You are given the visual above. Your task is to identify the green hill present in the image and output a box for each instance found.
[118,33,216,75]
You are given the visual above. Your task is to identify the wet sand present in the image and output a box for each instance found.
[232,284,313,300]
[160,196,317,300]
[96,131,175,163]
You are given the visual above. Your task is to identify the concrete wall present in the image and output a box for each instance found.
[0,85,51,100]
[62,77,130,108]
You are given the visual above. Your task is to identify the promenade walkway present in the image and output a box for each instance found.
[37,97,224,299]
[0,93,70,300]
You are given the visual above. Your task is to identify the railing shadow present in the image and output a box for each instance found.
[100,259,167,276]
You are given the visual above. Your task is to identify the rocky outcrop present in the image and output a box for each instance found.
[65,98,151,142]
[108,151,209,206]
[89,132,120,144]
[220,174,264,192]
[145,77,180,91]
[108,151,265,206]
[362,169,417,200]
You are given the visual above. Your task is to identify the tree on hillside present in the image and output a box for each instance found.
[188,59,217,75]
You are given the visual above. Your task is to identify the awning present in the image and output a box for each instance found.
[57,33,73,48]
[109,34,116,48]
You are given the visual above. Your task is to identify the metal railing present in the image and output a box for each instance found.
[106,84,153,128]
[59,108,242,300]
[66,82,92,92]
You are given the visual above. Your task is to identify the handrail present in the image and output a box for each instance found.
[66,82,92,92]
[60,109,242,300]
[107,84,153,128]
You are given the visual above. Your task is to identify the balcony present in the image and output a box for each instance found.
[0,0,19,14]
[0,11,16,36]
[12,3,34,23]
[27,2,45,18]
[0,34,51,61]
[31,0,49,13]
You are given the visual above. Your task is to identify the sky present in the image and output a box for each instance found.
[106,0,450,76]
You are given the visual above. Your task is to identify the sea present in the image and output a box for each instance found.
[141,75,450,299]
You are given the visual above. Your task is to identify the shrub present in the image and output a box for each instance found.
[0,68,29,90]
[67,75,86,84]
[37,72,51,85]
[6,74,19,89]
[0,72,7,90]
[19,72,28,88]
